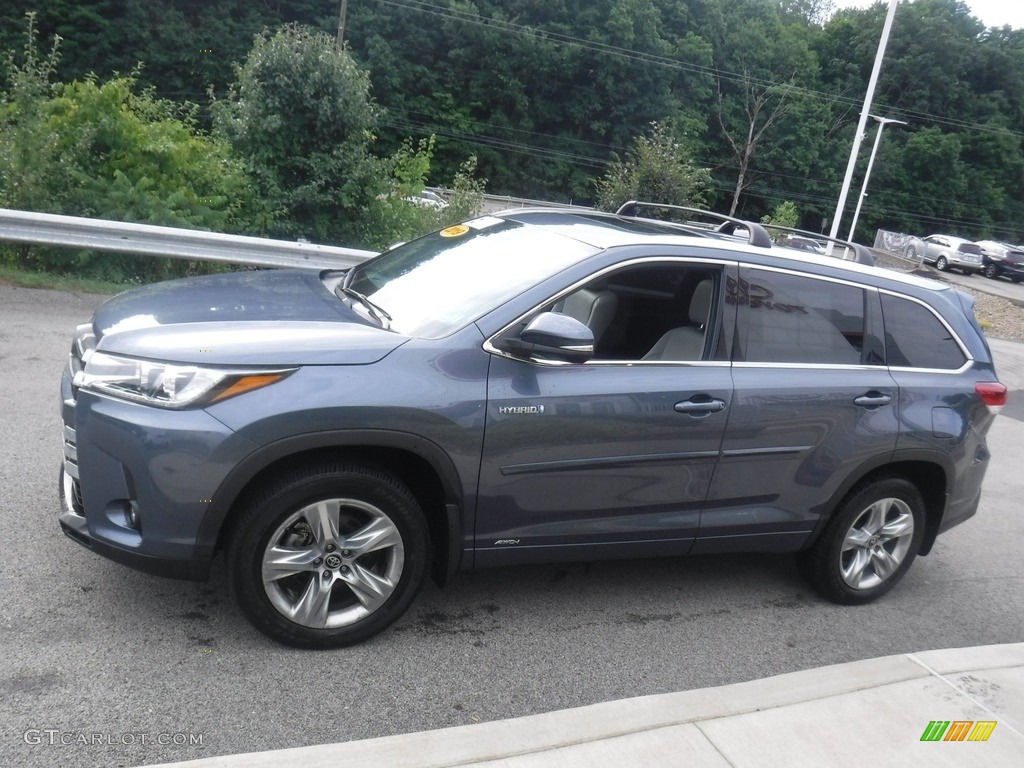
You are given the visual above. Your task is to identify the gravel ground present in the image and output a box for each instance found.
[871,250,1024,343]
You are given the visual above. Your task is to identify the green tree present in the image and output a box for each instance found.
[594,121,711,211]
[760,200,799,240]
[356,139,487,251]
[213,23,381,246]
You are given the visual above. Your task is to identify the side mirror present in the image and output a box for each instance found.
[500,312,594,364]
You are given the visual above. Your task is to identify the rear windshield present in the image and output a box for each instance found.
[958,243,981,254]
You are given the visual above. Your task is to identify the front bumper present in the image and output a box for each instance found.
[59,462,212,580]
[58,364,258,581]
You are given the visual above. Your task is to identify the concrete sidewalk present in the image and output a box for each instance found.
[148,643,1024,768]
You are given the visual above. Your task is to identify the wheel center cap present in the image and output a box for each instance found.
[325,554,342,569]
[868,536,879,547]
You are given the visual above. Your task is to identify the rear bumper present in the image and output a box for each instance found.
[953,260,983,273]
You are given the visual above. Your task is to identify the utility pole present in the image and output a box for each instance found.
[847,115,907,242]
[337,0,348,48]
[827,0,898,254]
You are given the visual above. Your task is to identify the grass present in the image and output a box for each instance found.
[0,264,127,295]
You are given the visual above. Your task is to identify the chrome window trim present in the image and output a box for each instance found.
[739,262,877,291]
[482,255,736,368]
[733,362,889,371]
[582,359,732,368]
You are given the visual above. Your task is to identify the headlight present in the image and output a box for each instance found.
[72,351,295,409]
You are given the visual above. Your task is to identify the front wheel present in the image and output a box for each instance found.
[228,462,428,648]
[936,256,949,271]
[798,477,924,605]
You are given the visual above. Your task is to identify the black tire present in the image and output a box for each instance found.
[1012,277,1022,284]
[936,256,949,271]
[797,477,925,605]
[228,462,429,648]
[984,264,998,280]
[906,246,917,259]
[962,268,973,276]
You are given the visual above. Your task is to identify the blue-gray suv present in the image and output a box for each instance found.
[59,208,1007,647]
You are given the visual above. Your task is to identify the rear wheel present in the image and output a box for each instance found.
[798,477,924,605]
[228,462,428,648]
[984,264,999,279]
[936,256,949,271]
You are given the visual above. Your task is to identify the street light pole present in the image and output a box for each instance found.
[337,0,348,47]
[847,115,907,242]
[827,0,899,253]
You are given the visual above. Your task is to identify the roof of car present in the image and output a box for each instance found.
[493,208,948,292]
[926,233,972,244]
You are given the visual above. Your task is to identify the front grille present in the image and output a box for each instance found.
[62,423,79,480]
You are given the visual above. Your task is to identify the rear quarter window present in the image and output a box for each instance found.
[880,293,966,370]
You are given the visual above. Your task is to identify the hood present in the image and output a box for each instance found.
[92,270,408,365]
[94,269,357,330]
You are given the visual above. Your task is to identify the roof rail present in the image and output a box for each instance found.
[762,224,875,266]
[615,201,774,249]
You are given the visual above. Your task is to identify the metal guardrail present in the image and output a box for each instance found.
[0,208,377,270]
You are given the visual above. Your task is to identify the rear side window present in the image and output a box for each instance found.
[880,294,966,370]
[732,269,866,364]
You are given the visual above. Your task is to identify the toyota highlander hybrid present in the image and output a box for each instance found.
[59,208,1007,648]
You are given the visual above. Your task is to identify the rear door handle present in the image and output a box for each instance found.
[853,392,892,409]
[674,398,727,415]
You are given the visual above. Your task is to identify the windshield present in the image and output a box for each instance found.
[345,217,597,337]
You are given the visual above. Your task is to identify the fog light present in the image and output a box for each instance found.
[126,502,140,530]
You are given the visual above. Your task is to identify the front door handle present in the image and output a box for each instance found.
[674,398,727,415]
[853,391,892,409]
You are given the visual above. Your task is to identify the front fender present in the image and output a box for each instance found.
[196,429,467,568]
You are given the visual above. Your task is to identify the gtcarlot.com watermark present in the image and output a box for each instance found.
[24,729,204,747]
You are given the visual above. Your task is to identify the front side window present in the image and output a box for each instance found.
[880,294,966,370]
[732,269,867,365]
[540,263,723,362]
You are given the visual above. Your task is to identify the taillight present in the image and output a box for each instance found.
[976,381,1007,410]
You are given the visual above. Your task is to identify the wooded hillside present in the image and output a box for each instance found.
[3,0,1023,242]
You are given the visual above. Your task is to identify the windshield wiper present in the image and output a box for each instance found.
[336,284,392,327]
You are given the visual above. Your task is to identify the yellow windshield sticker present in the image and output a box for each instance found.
[440,224,470,238]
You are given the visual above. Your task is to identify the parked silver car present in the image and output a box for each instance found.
[906,234,983,275]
